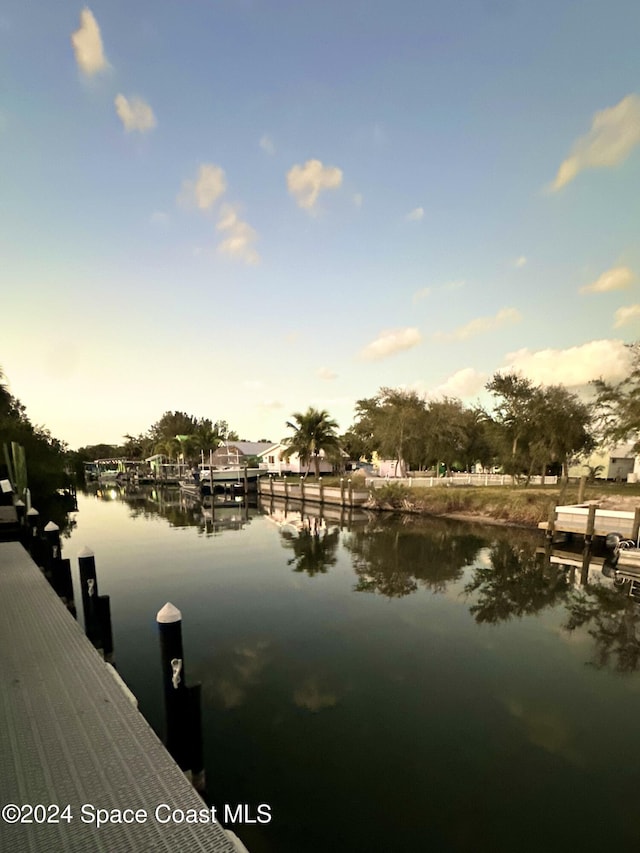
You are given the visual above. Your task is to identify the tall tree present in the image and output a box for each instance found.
[281,408,341,478]
[592,343,640,451]
[352,389,426,476]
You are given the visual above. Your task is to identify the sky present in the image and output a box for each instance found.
[1,0,639,449]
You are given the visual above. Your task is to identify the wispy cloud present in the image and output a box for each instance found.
[115,95,156,133]
[216,204,259,265]
[550,93,640,191]
[260,134,275,155]
[178,163,227,211]
[150,210,169,226]
[500,339,633,386]
[436,307,522,341]
[71,8,108,76]
[317,367,337,381]
[515,256,527,268]
[360,328,421,361]
[614,305,640,328]
[287,159,343,211]
[406,206,424,221]
[412,287,431,303]
[580,265,634,294]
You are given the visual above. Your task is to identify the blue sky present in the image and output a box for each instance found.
[1,1,639,448]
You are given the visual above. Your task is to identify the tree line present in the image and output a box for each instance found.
[2,342,639,493]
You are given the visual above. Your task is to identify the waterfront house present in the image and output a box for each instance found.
[258,443,337,476]
[209,441,273,467]
[567,442,637,482]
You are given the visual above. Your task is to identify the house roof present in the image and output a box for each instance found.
[221,441,274,457]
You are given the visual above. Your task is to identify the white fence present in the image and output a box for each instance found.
[366,473,558,489]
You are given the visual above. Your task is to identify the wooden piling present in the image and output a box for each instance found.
[584,504,597,546]
[632,506,640,544]
[339,478,345,505]
[319,477,324,505]
[44,520,61,561]
[577,475,587,504]
[188,683,205,793]
[348,478,353,507]
[157,603,190,773]
[546,504,556,541]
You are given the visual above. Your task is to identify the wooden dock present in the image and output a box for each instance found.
[538,503,640,542]
[258,477,370,507]
[0,541,241,852]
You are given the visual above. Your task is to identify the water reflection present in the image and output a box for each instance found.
[344,514,485,597]
[465,539,572,624]
[80,485,640,675]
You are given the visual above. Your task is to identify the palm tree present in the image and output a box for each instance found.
[281,408,341,479]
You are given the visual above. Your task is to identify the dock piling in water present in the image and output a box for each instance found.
[78,547,114,660]
[157,602,203,788]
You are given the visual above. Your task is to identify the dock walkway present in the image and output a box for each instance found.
[0,541,238,853]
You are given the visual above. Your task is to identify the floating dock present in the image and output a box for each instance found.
[0,541,241,852]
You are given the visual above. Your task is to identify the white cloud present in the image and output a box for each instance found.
[286,159,343,211]
[436,307,522,341]
[150,211,169,226]
[260,134,275,155]
[406,207,424,221]
[114,95,156,133]
[360,328,422,361]
[431,368,488,399]
[71,8,108,76]
[579,265,634,294]
[317,367,337,381]
[515,256,527,268]
[614,305,640,328]
[216,204,259,265]
[353,193,363,208]
[412,287,431,303]
[179,164,227,211]
[551,93,640,191]
[500,339,633,386]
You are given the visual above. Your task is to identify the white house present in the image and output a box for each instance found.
[568,442,637,482]
[258,443,337,476]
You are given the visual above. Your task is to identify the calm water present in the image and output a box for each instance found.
[63,486,640,853]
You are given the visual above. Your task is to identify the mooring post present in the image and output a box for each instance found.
[243,465,248,496]
[284,476,289,500]
[340,478,345,505]
[78,546,100,644]
[44,520,61,561]
[26,507,40,543]
[632,506,640,544]
[319,477,324,505]
[546,504,556,541]
[580,545,591,586]
[96,595,114,662]
[577,475,587,504]
[188,682,205,793]
[269,475,274,497]
[348,478,353,507]
[157,603,191,774]
[584,504,597,547]
[14,499,25,526]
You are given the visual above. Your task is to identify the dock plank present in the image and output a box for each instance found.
[0,542,237,853]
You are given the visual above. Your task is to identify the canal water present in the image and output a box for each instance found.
[64,486,640,853]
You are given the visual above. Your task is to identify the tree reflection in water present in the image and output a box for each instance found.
[344,515,485,598]
[280,517,340,577]
[465,539,571,624]
[564,580,640,674]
